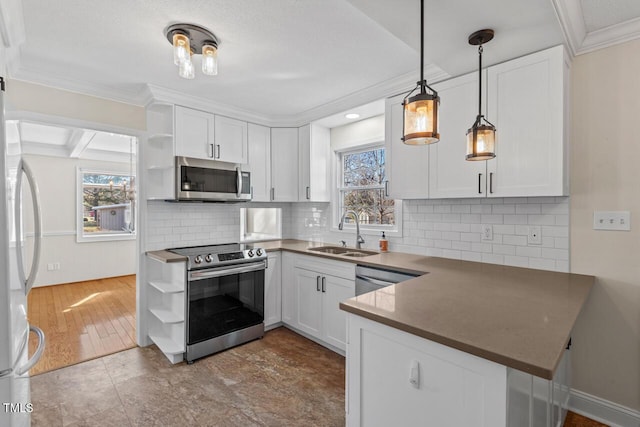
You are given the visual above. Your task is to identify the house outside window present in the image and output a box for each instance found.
[77,169,136,242]
[337,146,401,235]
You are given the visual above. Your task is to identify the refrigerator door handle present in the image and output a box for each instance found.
[15,159,43,295]
[15,325,45,376]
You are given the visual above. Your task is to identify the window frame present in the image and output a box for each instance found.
[332,143,402,237]
[76,168,136,243]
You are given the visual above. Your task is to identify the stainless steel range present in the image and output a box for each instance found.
[168,243,267,363]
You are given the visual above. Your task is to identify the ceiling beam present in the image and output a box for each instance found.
[68,129,96,158]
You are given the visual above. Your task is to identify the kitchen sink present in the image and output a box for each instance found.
[307,246,377,257]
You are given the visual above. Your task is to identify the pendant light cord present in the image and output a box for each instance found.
[477,44,483,118]
[420,0,425,92]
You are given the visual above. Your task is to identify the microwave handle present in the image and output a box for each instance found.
[236,167,242,197]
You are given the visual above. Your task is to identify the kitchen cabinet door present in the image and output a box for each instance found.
[247,123,271,202]
[264,252,281,329]
[321,274,354,351]
[294,267,323,339]
[298,124,331,202]
[486,45,568,197]
[270,128,299,202]
[429,72,487,198]
[174,106,216,160]
[384,92,430,199]
[214,115,248,164]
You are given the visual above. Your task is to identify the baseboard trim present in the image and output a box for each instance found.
[569,389,640,427]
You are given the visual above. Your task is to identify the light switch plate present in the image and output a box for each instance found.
[593,211,631,231]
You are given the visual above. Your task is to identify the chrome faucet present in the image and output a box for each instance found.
[338,210,365,249]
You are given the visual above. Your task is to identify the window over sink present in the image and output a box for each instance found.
[335,145,402,236]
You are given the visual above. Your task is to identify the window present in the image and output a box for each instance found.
[77,169,136,242]
[337,146,401,234]
[240,208,282,242]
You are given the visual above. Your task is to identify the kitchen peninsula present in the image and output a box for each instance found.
[259,240,595,427]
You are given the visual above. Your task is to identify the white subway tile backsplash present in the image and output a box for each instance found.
[516,204,541,214]
[492,204,515,214]
[528,214,557,225]
[516,246,542,258]
[503,235,527,246]
[504,215,529,225]
[480,214,503,224]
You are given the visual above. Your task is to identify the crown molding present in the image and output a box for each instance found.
[579,16,640,55]
[551,0,640,57]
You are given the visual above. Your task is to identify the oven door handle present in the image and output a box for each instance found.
[189,261,266,281]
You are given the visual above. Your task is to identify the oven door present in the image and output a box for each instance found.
[187,261,265,346]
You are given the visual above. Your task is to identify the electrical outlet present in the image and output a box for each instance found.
[481,224,493,241]
[593,211,631,231]
[528,226,542,245]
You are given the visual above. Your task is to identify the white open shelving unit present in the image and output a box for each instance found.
[145,102,175,200]
[146,255,186,364]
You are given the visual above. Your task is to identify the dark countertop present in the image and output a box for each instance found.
[147,239,594,379]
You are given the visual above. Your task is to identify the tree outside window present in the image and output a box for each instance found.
[80,171,136,237]
[339,147,395,227]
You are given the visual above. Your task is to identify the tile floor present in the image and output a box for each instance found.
[30,327,345,426]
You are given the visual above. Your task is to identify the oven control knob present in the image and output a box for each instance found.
[247,249,254,257]
[194,255,203,264]
[205,254,213,263]
[256,249,263,256]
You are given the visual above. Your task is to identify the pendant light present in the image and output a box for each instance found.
[466,29,496,161]
[402,0,440,145]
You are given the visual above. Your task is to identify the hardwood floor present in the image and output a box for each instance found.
[27,275,136,376]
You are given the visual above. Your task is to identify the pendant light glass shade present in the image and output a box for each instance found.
[466,122,496,160]
[403,92,440,145]
[402,0,440,145]
[172,33,190,66]
[201,44,218,75]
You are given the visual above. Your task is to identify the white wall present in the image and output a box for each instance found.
[24,154,136,286]
[569,39,640,412]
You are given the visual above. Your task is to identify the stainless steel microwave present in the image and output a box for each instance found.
[174,156,251,202]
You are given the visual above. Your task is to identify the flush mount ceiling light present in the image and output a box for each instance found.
[402,0,440,145]
[165,23,219,80]
[345,113,360,119]
[466,29,496,161]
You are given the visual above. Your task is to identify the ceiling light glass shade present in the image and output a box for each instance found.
[173,33,190,65]
[466,121,496,160]
[403,92,440,145]
[179,56,195,79]
[201,44,218,75]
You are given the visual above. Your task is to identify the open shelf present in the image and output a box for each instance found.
[149,307,184,324]
[149,280,183,294]
[148,332,183,355]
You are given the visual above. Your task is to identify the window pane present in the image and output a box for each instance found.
[343,148,386,187]
[82,173,135,235]
[341,189,395,225]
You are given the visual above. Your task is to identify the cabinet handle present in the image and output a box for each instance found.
[317,276,321,292]
[215,144,221,159]
[270,187,275,201]
[489,172,494,194]
[385,181,389,197]
[321,276,326,293]
[478,173,483,194]
[306,186,310,200]
[209,144,215,158]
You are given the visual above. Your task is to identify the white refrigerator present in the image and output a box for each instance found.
[0,77,45,426]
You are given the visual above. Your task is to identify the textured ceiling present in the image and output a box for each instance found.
[7,0,640,126]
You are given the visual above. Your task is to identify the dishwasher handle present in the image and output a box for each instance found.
[355,275,395,288]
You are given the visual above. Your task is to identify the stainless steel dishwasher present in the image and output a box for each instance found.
[355,265,420,296]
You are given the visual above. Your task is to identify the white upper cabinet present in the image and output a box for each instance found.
[298,124,331,202]
[429,72,487,198]
[247,123,271,202]
[486,45,568,197]
[384,92,430,199]
[270,128,299,202]
[174,105,215,160]
[214,115,248,164]
[174,106,248,164]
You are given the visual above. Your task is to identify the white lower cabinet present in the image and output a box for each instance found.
[282,253,355,352]
[346,313,571,427]
[264,252,281,329]
[145,256,186,364]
